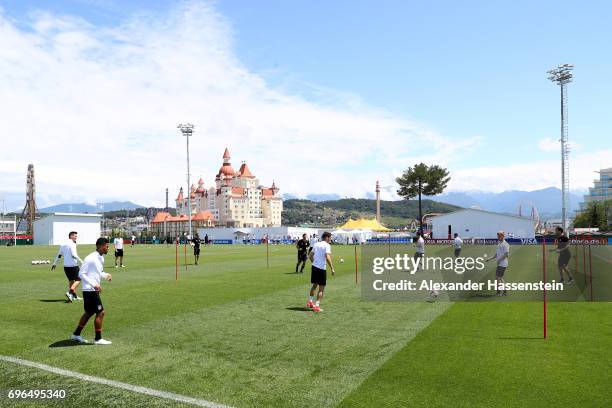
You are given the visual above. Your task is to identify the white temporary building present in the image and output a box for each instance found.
[197,226,320,243]
[430,208,535,239]
[34,213,102,245]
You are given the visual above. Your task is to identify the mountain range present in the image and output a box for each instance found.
[3,186,584,219]
[433,187,583,219]
[39,201,144,213]
[284,187,583,219]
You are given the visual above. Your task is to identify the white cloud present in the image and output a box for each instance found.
[538,137,559,153]
[0,2,605,211]
[447,149,611,193]
[0,1,476,208]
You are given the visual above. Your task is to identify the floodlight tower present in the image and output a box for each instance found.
[547,64,573,234]
[178,123,194,239]
[18,164,38,236]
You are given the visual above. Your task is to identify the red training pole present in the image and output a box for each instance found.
[543,239,547,339]
[266,237,269,268]
[589,244,593,302]
[583,240,587,286]
[184,241,187,273]
[175,239,178,281]
[574,237,578,275]
[354,244,358,284]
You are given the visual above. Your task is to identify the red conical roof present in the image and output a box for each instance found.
[238,162,254,178]
[223,148,231,159]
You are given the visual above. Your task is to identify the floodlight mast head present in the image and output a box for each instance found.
[547,64,573,85]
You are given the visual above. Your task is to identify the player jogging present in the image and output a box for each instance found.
[192,233,202,265]
[453,233,463,258]
[51,231,84,302]
[295,233,310,273]
[131,235,136,247]
[113,236,124,268]
[306,232,335,312]
[71,237,113,345]
[551,226,574,284]
[486,231,509,296]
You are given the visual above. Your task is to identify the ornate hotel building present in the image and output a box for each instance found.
[174,148,283,228]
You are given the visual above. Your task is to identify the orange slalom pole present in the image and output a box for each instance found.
[266,237,269,268]
[175,239,178,281]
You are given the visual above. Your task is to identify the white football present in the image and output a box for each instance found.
[340,258,344,263]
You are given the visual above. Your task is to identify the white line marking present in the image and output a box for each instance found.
[0,355,232,408]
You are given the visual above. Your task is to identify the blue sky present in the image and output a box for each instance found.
[0,0,610,209]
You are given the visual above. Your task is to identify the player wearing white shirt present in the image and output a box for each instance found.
[51,231,83,302]
[71,238,113,345]
[453,233,463,258]
[306,232,335,313]
[131,235,136,247]
[308,234,318,255]
[486,231,510,296]
[113,237,124,268]
[414,232,425,270]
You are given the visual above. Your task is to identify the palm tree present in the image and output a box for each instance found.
[396,163,450,233]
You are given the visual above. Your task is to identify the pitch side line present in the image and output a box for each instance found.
[0,355,233,408]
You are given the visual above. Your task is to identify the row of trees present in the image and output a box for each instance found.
[574,199,611,230]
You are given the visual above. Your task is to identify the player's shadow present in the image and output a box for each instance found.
[286,307,311,312]
[49,340,92,348]
[39,299,68,303]
[468,294,496,298]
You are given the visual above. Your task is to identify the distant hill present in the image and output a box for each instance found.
[434,187,583,219]
[282,198,460,228]
[39,201,144,214]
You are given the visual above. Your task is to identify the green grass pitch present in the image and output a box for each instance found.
[0,243,610,407]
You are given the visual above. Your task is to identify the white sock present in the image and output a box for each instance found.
[315,300,320,306]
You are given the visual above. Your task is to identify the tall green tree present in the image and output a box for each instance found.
[396,163,450,233]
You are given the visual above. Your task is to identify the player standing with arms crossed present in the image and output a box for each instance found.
[306,232,335,313]
[71,238,113,345]
[51,231,83,302]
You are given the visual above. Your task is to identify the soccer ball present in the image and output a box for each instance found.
[339,258,345,263]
